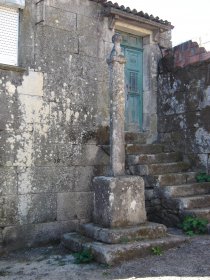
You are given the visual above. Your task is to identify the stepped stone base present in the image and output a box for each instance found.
[62,231,186,265]
[80,222,167,244]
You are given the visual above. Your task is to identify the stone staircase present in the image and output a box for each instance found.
[125,132,210,226]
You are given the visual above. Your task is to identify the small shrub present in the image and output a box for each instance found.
[181,216,208,236]
[196,172,210,183]
[74,248,94,264]
[151,246,163,256]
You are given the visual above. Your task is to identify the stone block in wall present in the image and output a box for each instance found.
[185,87,204,111]
[0,133,17,167]
[159,131,186,153]
[0,82,22,131]
[36,4,77,32]
[74,166,95,192]
[56,144,110,166]
[3,220,79,250]
[49,101,97,132]
[57,192,93,221]
[0,196,18,227]
[157,82,186,116]
[158,114,186,133]
[33,140,110,167]
[18,193,57,224]
[33,142,58,166]
[185,127,210,154]
[79,35,105,59]
[36,25,78,54]
[17,165,95,194]
[0,167,17,196]
[77,14,110,41]
[68,54,109,83]
[34,25,79,71]
[45,0,101,17]
[185,111,202,129]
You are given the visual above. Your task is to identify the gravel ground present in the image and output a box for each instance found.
[0,235,210,280]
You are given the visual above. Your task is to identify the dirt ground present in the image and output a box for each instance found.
[0,234,210,280]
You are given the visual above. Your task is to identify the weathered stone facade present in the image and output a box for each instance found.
[0,0,172,251]
[158,42,210,170]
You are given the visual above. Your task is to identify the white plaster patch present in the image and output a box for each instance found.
[17,70,44,96]
[5,81,16,96]
[18,168,32,194]
[18,194,32,225]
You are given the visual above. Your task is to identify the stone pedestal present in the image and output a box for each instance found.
[93,176,146,228]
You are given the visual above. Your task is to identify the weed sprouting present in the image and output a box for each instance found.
[181,216,208,236]
[151,246,163,256]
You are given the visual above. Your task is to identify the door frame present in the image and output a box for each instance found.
[118,31,143,132]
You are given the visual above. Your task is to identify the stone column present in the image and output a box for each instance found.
[92,34,147,228]
[107,33,126,176]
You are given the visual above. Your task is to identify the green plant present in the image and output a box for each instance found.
[74,248,94,264]
[151,246,163,256]
[181,216,208,236]
[196,172,210,182]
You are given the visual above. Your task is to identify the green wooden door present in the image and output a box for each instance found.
[120,33,143,131]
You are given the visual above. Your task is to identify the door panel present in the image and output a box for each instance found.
[124,47,143,131]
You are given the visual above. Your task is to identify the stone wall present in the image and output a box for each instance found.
[0,0,113,251]
[158,42,210,170]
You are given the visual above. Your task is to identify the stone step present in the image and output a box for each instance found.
[125,132,148,144]
[126,144,164,155]
[62,232,186,265]
[80,222,167,244]
[144,172,197,188]
[178,194,210,210]
[155,172,197,187]
[127,152,182,165]
[160,182,210,198]
[130,162,190,176]
[183,208,210,222]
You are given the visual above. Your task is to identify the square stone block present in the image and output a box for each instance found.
[93,176,146,228]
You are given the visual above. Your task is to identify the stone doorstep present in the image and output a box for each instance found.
[62,232,187,265]
[80,222,167,244]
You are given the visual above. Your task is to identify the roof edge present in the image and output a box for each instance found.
[89,0,173,30]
